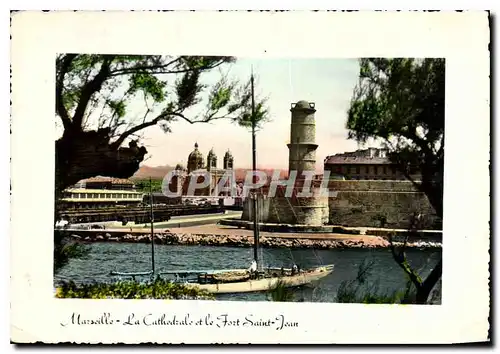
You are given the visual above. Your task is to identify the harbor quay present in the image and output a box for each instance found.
[59,223,442,250]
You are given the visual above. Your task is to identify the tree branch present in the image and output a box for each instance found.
[388,233,423,290]
[420,259,442,293]
[109,59,226,77]
[384,138,422,189]
[109,57,180,76]
[110,110,191,148]
[72,56,115,130]
[110,107,238,149]
[111,114,167,149]
[55,54,77,130]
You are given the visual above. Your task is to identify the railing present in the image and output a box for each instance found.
[58,205,225,224]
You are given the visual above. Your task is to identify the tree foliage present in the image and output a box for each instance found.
[347,58,444,217]
[55,54,269,193]
[133,178,163,193]
[54,55,269,272]
[53,233,90,274]
[346,58,445,304]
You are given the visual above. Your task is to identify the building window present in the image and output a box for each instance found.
[383,166,387,175]
[373,166,378,175]
[356,166,360,174]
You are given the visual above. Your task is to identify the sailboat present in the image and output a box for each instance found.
[110,73,334,295]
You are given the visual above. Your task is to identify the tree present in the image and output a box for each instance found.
[346,58,444,304]
[54,232,89,274]
[336,259,416,304]
[387,214,442,304]
[55,54,268,196]
[53,55,269,273]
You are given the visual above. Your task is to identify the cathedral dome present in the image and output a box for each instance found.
[188,142,203,161]
[187,142,204,173]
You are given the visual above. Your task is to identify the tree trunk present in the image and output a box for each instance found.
[415,258,442,304]
[55,128,148,196]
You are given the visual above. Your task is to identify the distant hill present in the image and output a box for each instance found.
[132,164,289,182]
[131,165,175,180]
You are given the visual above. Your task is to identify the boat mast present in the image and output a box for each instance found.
[251,69,260,270]
[149,177,155,274]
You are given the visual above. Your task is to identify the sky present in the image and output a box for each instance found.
[59,57,372,171]
[141,57,368,171]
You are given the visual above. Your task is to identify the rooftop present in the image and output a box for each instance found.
[324,148,391,165]
[291,100,316,111]
[324,156,392,165]
[78,176,135,185]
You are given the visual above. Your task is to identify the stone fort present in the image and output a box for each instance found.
[242,100,442,230]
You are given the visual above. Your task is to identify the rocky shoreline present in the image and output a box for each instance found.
[70,231,442,249]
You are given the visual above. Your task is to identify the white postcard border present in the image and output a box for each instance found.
[10,11,490,344]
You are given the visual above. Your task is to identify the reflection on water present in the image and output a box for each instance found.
[55,243,442,303]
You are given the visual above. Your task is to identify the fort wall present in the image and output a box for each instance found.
[241,180,441,230]
[327,180,442,230]
[241,184,329,226]
[240,100,442,231]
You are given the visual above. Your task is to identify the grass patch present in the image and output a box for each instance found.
[55,278,215,300]
[267,279,296,302]
[336,259,416,304]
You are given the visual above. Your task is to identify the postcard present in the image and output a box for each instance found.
[10,10,490,344]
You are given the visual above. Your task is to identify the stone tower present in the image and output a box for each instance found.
[241,100,329,226]
[287,100,318,177]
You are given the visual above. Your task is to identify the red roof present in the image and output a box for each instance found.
[79,176,135,185]
[324,156,392,165]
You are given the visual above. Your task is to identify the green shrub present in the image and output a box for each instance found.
[55,278,215,300]
[336,259,416,304]
[54,232,90,274]
[267,279,295,302]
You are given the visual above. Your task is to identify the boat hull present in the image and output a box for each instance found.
[184,264,334,294]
